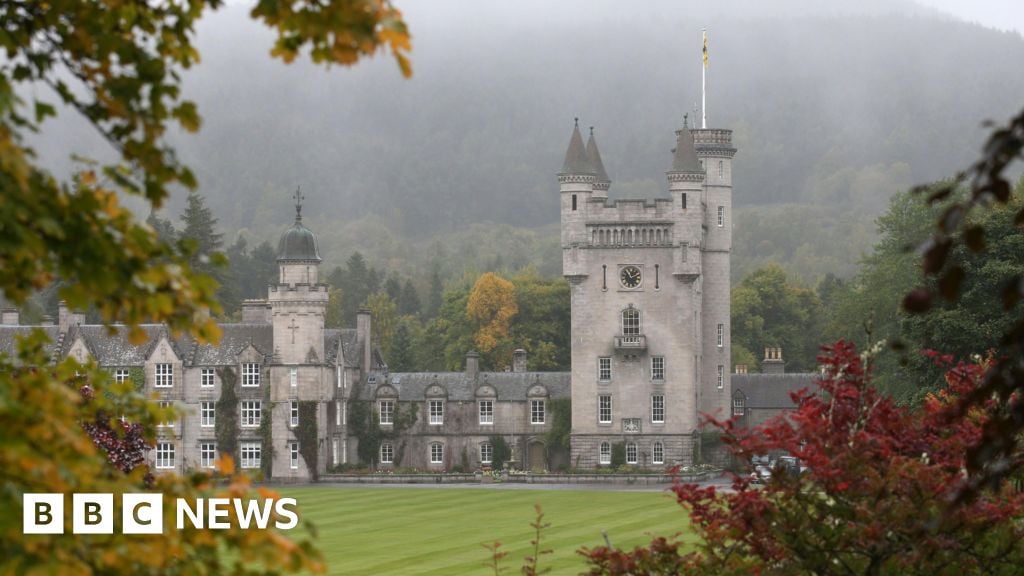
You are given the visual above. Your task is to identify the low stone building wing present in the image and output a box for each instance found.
[0,326,62,362]
[731,373,818,428]
[360,371,570,402]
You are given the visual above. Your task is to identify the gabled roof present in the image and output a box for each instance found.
[732,373,818,409]
[0,326,62,361]
[559,121,593,175]
[359,371,571,402]
[72,324,180,367]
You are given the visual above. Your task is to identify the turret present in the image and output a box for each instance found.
[668,117,706,276]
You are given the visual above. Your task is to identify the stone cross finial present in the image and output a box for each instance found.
[683,113,688,128]
[574,117,579,128]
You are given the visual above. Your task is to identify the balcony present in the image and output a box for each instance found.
[614,334,647,350]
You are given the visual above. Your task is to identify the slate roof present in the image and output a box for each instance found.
[182,324,274,366]
[732,373,819,409]
[70,324,178,366]
[359,371,571,402]
[0,326,62,360]
[560,121,594,175]
[585,128,610,183]
[670,127,703,173]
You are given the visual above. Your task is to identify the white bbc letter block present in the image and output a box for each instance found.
[23,493,64,534]
[122,493,164,534]
[73,493,114,534]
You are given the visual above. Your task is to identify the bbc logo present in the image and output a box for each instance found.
[24,493,164,534]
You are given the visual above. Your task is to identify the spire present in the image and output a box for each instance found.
[670,121,702,173]
[585,126,611,188]
[559,118,594,176]
[292,186,304,223]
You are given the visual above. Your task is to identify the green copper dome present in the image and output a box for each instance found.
[277,191,322,262]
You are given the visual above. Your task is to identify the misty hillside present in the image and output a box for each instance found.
[30,0,1024,282]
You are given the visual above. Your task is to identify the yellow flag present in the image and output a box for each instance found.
[702,30,708,68]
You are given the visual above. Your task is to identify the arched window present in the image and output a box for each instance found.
[626,442,638,464]
[599,442,611,465]
[430,442,444,464]
[622,307,640,336]
[652,442,664,464]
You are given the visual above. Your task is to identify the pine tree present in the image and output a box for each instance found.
[399,279,421,317]
[179,192,223,272]
[427,262,444,318]
[389,321,414,371]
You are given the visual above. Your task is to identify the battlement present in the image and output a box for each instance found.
[587,221,674,248]
[269,283,329,295]
[692,128,736,156]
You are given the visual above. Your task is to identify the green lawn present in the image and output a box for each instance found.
[281,486,696,576]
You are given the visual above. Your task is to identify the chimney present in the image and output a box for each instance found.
[512,349,527,373]
[762,347,785,374]
[734,364,748,374]
[40,315,54,326]
[465,350,480,381]
[241,299,270,323]
[356,308,372,370]
[58,301,85,333]
[1,308,19,325]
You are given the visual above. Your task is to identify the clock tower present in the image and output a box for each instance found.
[560,117,735,468]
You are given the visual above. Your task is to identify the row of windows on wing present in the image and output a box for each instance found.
[114,363,299,388]
[597,441,667,465]
[377,441,496,466]
[154,399,300,428]
[153,440,298,471]
[376,398,549,426]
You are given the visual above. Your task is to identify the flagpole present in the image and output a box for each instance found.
[701,28,707,129]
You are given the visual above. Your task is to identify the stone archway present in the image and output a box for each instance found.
[528,441,547,472]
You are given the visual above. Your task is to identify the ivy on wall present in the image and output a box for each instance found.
[544,398,571,450]
[215,367,239,471]
[297,401,319,480]
[348,383,419,466]
[259,384,273,479]
[489,435,511,470]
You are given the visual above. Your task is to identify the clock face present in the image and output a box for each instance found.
[620,265,642,288]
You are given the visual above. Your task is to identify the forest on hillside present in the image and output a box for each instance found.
[25,1,1024,286]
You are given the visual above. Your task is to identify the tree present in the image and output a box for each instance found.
[582,342,1024,575]
[0,0,410,572]
[467,272,519,368]
[427,262,445,318]
[731,264,823,372]
[389,320,416,371]
[181,192,237,313]
[338,252,374,325]
[509,269,570,371]
[365,292,397,359]
[398,279,422,317]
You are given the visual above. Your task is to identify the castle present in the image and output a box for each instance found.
[0,116,813,479]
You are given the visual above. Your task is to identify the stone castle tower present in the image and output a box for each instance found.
[560,117,736,467]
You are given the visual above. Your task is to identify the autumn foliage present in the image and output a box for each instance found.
[582,341,1024,575]
[467,272,519,356]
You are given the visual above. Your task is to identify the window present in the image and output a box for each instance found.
[201,368,214,388]
[430,442,444,464]
[652,395,665,423]
[429,400,444,425]
[479,400,494,425]
[598,357,612,381]
[336,400,342,426]
[289,441,299,469]
[621,307,640,336]
[290,400,299,427]
[480,442,493,464]
[717,365,725,389]
[155,442,175,469]
[681,193,687,209]
[240,400,261,428]
[571,194,577,211]
[200,442,216,469]
[651,356,665,381]
[717,206,725,227]
[332,438,339,466]
[380,442,394,464]
[379,400,394,425]
[717,323,724,347]
[599,442,611,465]
[114,369,129,384]
[653,442,664,464]
[155,363,173,388]
[242,363,260,387]
[240,442,261,469]
[290,368,298,388]
[626,442,638,464]
[200,401,215,427]
[158,401,173,427]
[733,396,746,416]
[718,160,724,177]
[531,399,545,424]
[598,395,612,424]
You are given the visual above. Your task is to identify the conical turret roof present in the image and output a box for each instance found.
[560,119,594,175]
[585,127,610,183]
[670,121,702,173]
